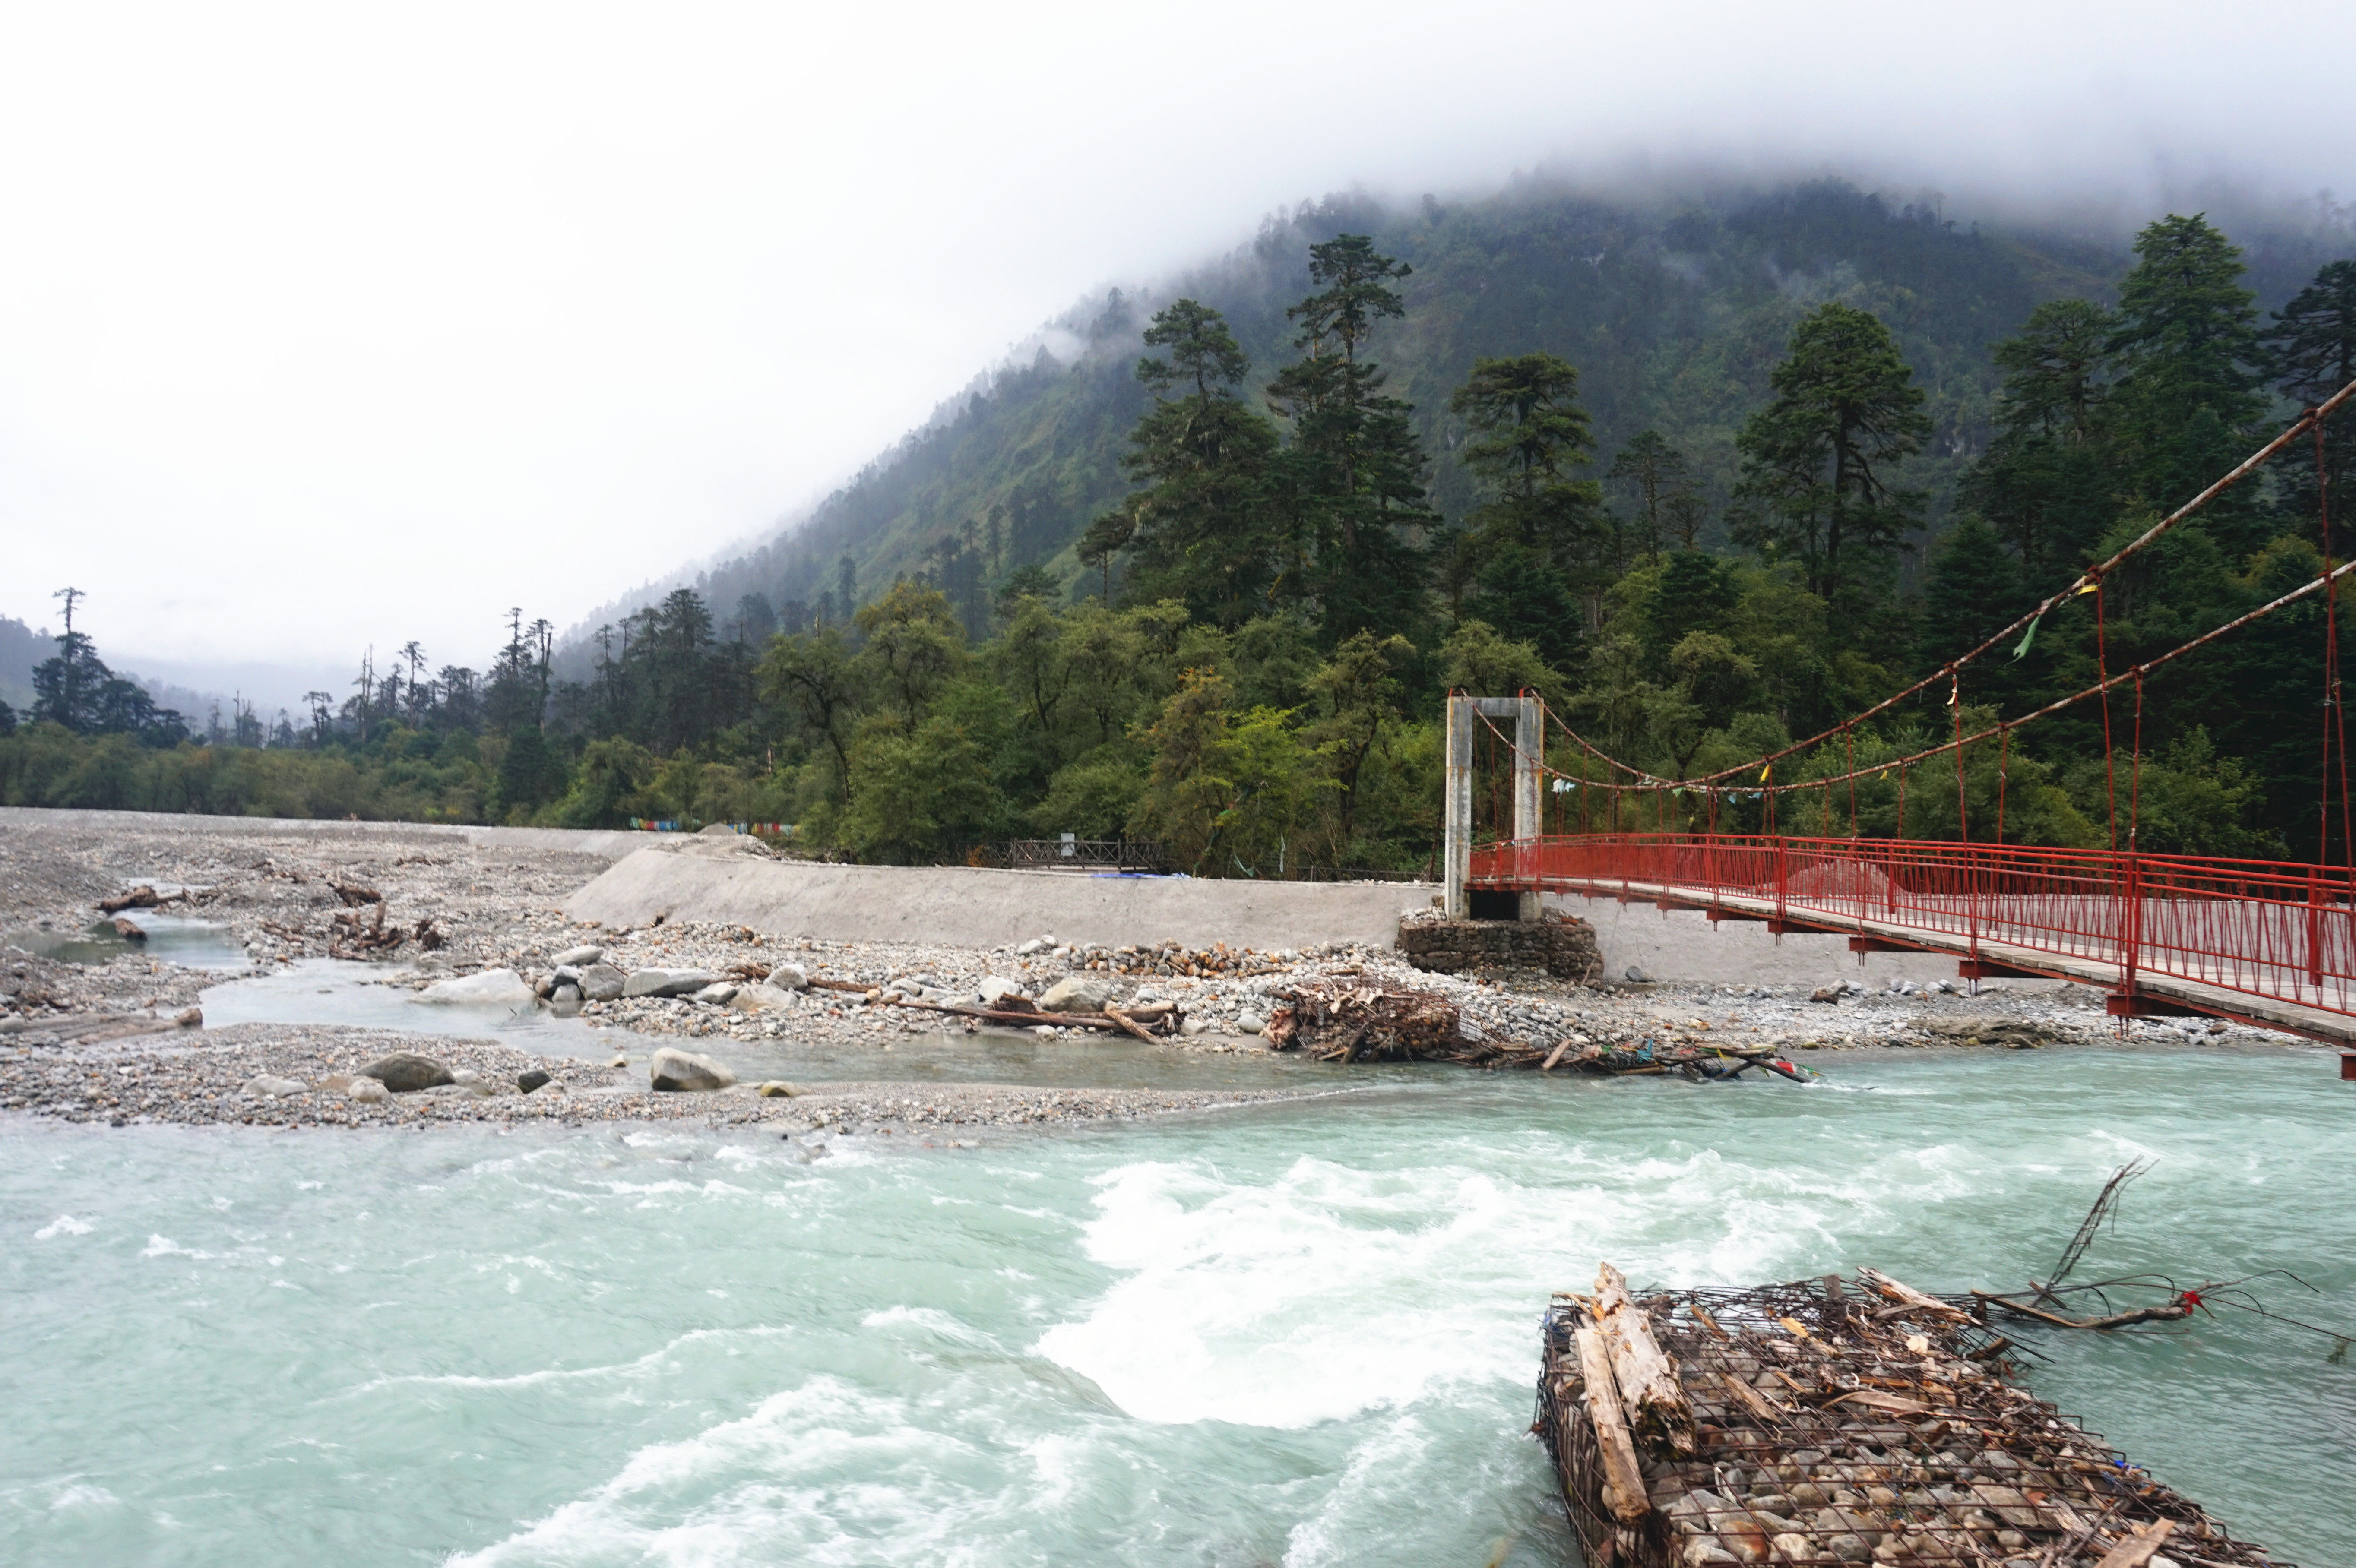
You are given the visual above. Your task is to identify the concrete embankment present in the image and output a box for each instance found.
[1559,892,1976,986]
[565,841,1433,951]
[0,807,647,861]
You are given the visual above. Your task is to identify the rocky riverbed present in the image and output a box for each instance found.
[0,1021,1314,1138]
[0,812,2296,1143]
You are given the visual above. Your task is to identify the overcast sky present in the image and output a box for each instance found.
[3,0,2349,704]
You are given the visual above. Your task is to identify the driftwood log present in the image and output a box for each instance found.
[1859,1266,1973,1323]
[1572,1325,1651,1523]
[872,993,1185,1037]
[97,885,177,915]
[1592,1263,1696,1458]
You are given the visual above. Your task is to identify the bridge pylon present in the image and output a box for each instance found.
[1444,693,1543,921]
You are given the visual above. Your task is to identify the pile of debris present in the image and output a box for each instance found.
[1080,939,1288,979]
[1265,978,1812,1080]
[1538,1262,2284,1568]
[322,882,443,961]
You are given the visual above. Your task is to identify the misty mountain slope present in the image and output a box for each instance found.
[605,177,2341,642]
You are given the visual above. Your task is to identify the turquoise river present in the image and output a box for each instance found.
[5,1043,2352,1566]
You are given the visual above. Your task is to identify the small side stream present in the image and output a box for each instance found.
[198,958,1346,1091]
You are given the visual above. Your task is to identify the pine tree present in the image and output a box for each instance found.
[1265,236,1435,643]
[1114,299,1282,625]
[1731,303,1930,604]
[2109,214,2266,548]
[1446,352,1606,665]
[1606,429,1690,564]
[1963,298,2124,579]
[2263,258,2356,543]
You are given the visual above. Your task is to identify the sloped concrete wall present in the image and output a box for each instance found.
[564,843,1434,952]
[1556,892,1993,987]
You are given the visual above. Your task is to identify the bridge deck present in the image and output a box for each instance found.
[1469,833,2356,1047]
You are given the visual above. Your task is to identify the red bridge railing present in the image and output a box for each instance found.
[1470,834,2356,1021]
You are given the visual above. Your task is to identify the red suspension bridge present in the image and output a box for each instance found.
[1452,383,2356,1048]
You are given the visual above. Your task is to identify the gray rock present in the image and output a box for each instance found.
[449,1068,481,1087]
[690,982,739,1005]
[517,1069,552,1094]
[577,964,627,1002]
[1624,965,1648,983]
[756,1080,798,1097]
[347,1076,390,1103]
[623,967,723,999]
[1015,938,1048,957]
[357,1052,456,1092]
[549,990,583,1018]
[730,984,796,1012]
[765,962,809,990]
[245,1074,308,1098]
[549,965,582,986]
[649,1047,735,1092]
[412,968,535,1006]
[1039,975,1112,1013]
[553,945,605,967]
[977,976,1028,1007]
[1236,1010,1267,1035]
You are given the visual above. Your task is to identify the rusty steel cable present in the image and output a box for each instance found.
[1511,383,2356,795]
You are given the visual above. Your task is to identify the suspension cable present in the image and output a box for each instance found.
[1529,383,2356,793]
[1479,549,2356,807]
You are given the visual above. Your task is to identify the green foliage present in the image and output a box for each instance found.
[2264,258,2356,525]
[1128,669,1322,876]
[20,187,2356,874]
[1731,301,1931,605]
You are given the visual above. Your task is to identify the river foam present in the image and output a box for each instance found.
[4,1045,2350,1567]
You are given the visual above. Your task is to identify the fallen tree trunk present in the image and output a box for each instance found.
[1593,1262,1696,1459]
[873,994,1183,1037]
[1572,1325,1651,1523]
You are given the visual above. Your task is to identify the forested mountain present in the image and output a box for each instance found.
[9,174,2354,873]
[654,179,2344,650]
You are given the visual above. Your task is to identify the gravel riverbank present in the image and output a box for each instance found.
[2,812,2305,1145]
[0,1021,1317,1140]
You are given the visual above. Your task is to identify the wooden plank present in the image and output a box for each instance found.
[2093,1518,2175,1568]
[1573,1326,1651,1523]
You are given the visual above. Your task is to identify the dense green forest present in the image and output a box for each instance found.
[5,180,2353,871]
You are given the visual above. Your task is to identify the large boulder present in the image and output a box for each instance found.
[347,1077,390,1104]
[1039,976,1112,1014]
[690,982,739,1005]
[649,1047,735,1092]
[729,984,798,1012]
[765,962,809,990]
[577,964,627,1002]
[623,968,724,999]
[552,944,605,967]
[412,968,535,1006]
[357,1052,456,1092]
